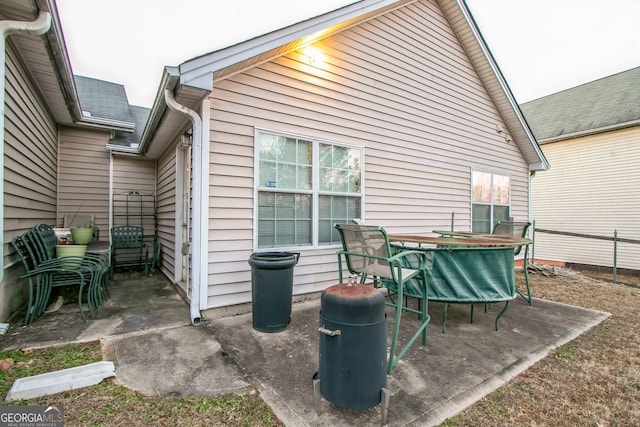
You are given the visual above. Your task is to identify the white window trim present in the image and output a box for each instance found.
[253,128,364,251]
[470,168,512,232]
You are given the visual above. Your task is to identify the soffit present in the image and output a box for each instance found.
[140,78,208,159]
[2,0,79,125]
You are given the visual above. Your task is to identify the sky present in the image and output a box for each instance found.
[55,0,640,108]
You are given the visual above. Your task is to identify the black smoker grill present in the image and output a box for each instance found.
[313,282,390,423]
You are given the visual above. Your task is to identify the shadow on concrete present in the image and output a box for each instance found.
[0,272,610,426]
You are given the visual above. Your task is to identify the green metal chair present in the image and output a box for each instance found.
[335,223,431,374]
[33,224,109,316]
[11,226,108,324]
[493,220,532,305]
[110,226,149,276]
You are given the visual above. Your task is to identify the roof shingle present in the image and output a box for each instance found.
[520,66,640,142]
[75,75,134,124]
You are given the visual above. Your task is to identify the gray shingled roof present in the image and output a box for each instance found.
[109,106,151,147]
[75,75,134,124]
[520,66,640,142]
[74,75,150,147]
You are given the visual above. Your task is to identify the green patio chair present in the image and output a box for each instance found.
[110,226,149,276]
[335,223,431,374]
[33,224,110,299]
[493,220,532,305]
[11,227,107,324]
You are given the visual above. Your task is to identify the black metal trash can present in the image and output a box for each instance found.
[248,252,299,333]
[318,283,387,409]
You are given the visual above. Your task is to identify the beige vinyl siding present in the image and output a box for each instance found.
[57,127,111,233]
[2,43,58,320]
[112,156,156,196]
[111,156,156,239]
[157,146,178,278]
[205,0,530,308]
[3,44,57,232]
[530,126,640,270]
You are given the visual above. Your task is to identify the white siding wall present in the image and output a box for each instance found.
[204,0,530,308]
[58,127,111,233]
[2,43,58,321]
[530,126,640,270]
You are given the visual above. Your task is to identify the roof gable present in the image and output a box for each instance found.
[178,0,415,89]
[142,0,548,170]
[520,66,640,142]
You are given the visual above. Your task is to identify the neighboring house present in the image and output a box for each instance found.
[2,0,549,323]
[0,0,151,321]
[522,66,640,273]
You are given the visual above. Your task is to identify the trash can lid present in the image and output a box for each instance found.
[248,252,299,269]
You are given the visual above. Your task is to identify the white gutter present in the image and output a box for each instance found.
[0,11,52,283]
[163,89,203,326]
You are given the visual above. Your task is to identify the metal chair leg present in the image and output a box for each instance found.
[516,246,533,306]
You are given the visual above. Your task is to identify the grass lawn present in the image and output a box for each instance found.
[0,343,283,426]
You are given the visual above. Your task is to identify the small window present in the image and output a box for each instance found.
[472,171,510,233]
[256,131,362,248]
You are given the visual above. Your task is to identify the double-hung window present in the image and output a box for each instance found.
[255,131,362,248]
[471,170,510,233]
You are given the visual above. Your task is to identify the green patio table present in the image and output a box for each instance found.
[387,234,529,331]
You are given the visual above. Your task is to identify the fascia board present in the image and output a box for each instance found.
[38,0,84,122]
[137,67,181,153]
[74,118,135,132]
[538,119,640,145]
[178,0,413,88]
[440,0,549,171]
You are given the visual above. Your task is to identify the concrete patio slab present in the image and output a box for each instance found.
[207,297,609,426]
[0,272,609,426]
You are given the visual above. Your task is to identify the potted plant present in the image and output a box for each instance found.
[70,226,93,245]
[56,244,87,269]
[68,208,94,245]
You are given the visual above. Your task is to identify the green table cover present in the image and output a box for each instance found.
[387,245,515,303]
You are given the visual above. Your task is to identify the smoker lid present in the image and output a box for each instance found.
[320,283,385,324]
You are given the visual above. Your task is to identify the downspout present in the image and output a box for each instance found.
[164,89,202,326]
[0,11,52,282]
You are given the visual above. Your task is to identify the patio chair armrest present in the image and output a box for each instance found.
[20,265,86,280]
[32,257,103,275]
[83,253,110,267]
[390,249,429,269]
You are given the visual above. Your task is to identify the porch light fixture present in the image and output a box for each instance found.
[180,131,192,147]
[302,46,323,66]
